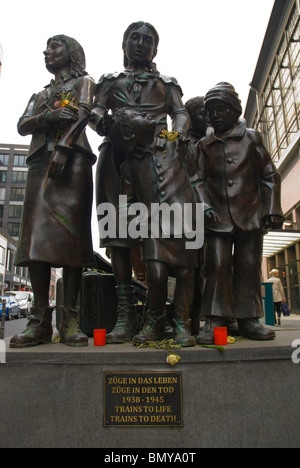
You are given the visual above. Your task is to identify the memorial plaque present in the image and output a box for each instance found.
[104,372,183,427]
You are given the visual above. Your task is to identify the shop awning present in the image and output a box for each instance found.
[263,230,300,258]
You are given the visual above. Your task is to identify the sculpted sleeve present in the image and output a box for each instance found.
[193,141,213,211]
[90,74,115,135]
[252,130,284,220]
[165,79,190,137]
[18,93,47,136]
[56,75,96,153]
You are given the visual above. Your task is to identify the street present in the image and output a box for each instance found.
[2,317,27,339]
[2,314,58,340]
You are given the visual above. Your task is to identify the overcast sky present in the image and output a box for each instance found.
[0,0,275,251]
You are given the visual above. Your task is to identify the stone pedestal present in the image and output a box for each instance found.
[1,323,300,448]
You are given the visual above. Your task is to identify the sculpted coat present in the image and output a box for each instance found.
[196,117,283,320]
[15,74,96,268]
[197,118,283,233]
[120,137,201,268]
[91,70,190,248]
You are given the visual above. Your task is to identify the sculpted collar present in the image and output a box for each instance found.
[205,118,247,145]
[44,73,74,89]
[123,68,160,102]
[98,70,183,97]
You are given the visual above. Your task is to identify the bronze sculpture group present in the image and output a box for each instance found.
[10,22,284,349]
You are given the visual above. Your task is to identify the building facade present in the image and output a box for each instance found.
[0,143,28,239]
[0,227,31,292]
[0,143,60,297]
[245,0,300,312]
[0,144,30,290]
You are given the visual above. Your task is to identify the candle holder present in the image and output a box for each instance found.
[214,327,228,346]
[94,329,106,346]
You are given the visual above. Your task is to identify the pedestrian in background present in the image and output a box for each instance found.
[267,269,286,325]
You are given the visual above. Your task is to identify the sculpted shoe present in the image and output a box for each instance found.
[132,311,166,344]
[10,306,53,348]
[196,316,226,345]
[106,286,138,343]
[59,306,88,347]
[238,318,275,341]
[174,319,196,347]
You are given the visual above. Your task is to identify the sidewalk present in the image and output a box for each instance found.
[271,313,300,329]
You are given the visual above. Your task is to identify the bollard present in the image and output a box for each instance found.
[0,299,6,340]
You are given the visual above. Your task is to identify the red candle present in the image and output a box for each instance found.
[94,329,106,346]
[214,327,228,346]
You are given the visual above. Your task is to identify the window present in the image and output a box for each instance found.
[0,171,7,183]
[8,205,23,218]
[13,154,27,167]
[12,171,27,183]
[0,246,4,265]
[0,188,5,201]
[10,188,25,201]
[255,6,300,163]
[0,206,3,218]
[6,249,13,270]
[7,223,20,237]
[0,154,9,166]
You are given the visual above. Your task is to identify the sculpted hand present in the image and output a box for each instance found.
[48,149,68,179]
[205,208,222,225]
[46,108,78,126]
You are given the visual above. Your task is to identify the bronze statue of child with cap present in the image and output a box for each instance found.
[196,82,284,343]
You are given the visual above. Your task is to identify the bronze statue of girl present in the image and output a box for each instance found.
[90,21,191,343]
[10,35,96,348]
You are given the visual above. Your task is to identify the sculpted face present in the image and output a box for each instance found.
[206,100,238,134]
[124,25,157,67]
[191,108,209,136]
[44,39,70,74]
[128,111,156,146]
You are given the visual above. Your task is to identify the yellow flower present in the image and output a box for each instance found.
[167,353,181,366]
[159,130,180,142]
[61,99,70,107]
[227,336,236,344]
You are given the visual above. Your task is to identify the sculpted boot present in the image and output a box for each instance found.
[174,319,196,347]
[196,316,226,345]
[132,309,167,343]
[59,306,88,347]
[173,296,196,347]
[238,318,275,341]
[106,285,138,343]
[10,306,53,348]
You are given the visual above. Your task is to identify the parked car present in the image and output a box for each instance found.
[0,295,21,320]
[7,291,33,318]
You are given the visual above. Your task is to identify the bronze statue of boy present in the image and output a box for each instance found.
[196,82,284,343]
